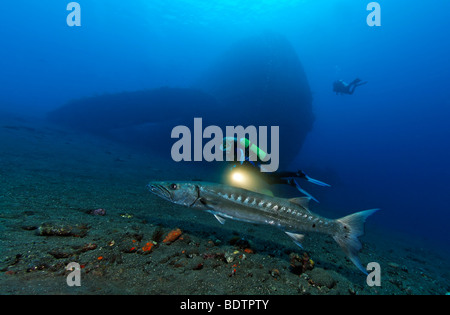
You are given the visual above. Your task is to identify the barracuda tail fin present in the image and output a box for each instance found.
[332,209,379,274]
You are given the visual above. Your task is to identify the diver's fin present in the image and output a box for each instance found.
[293,179,319,203]
[285,231,305,249]
[332,209,379,274]
[356,81,368,87]
[305,174,331,187]
[288,197,311,209]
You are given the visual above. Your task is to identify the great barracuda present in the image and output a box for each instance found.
[148,181,378,274]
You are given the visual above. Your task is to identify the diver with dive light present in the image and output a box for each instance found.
[220,137,330,202]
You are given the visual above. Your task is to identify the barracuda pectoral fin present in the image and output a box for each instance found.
[213,214,226,225]
[205,210,227,225]
[285,231,305,249]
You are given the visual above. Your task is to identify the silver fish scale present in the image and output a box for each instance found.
[201,185,333,233]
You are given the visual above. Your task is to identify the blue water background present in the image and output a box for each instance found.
[1,1,449,249]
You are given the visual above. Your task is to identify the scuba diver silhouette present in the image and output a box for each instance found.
[221,137,330,202]
[333,78,367,95]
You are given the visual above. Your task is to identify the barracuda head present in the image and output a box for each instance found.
[147,181,200,207]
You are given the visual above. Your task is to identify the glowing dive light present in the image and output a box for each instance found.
[231,171,246,184]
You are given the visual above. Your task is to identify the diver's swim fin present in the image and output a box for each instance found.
[356,81,368,87]
[304,174,331,187]
[293,179,319,203]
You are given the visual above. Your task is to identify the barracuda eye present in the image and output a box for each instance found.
[169,183,178,190]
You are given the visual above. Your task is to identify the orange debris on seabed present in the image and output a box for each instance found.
[163,228,182,244]
[142,242,154,252]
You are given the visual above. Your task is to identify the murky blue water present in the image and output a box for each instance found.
[1,0,449,255]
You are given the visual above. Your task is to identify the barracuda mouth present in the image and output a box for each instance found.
[148,183,172,201]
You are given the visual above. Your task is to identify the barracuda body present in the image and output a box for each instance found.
[148,181,378,274]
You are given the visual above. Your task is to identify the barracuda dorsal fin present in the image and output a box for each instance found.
[288,197,311,209]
